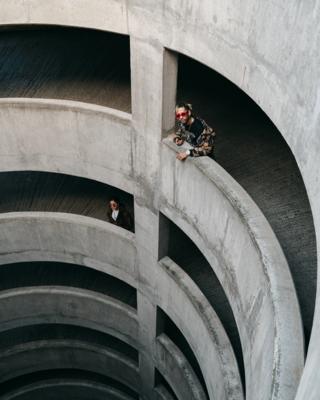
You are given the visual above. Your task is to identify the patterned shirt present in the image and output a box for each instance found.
[176,116,216,157]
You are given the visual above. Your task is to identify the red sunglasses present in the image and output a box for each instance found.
[176,111,188,118]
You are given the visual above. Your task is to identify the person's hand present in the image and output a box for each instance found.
[174,136,184,146]
[176,152,189,161]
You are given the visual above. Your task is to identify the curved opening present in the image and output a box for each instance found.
[0,26,131,111]
[0,261,137,308]
[0,171,135,232]
[177,52,317,346]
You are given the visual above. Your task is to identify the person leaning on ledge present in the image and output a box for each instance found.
[107,197,133,232]
[174,102,216,160]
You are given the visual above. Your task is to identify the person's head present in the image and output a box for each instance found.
[175,102,192,125]
[109,198,120,211]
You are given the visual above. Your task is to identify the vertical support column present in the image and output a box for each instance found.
[162,50,178,136]
[130,37,164,400]
[130,36,178,400]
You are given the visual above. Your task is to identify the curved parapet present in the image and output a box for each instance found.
[155,334,206,400]
[160,140,304,400]
[0,381,135,400]
[0,98,133,192]
[0,340,139,391]
[0,212,137,286]
[0,0,128,34]
[157,257,243,400]
[0,287,138,348]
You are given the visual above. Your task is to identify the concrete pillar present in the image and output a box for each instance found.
[130,37,167,399]
[162,50,178,136]
[138,293,157,400]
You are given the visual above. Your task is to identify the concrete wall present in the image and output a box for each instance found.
[0,99,133,192]
[0,212,241,399]
[0,1,319,399]
[160,140,304,400]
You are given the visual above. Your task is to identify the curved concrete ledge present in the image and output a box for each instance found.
[155,334,207,400]
[0,0,128,34]
[0,380,135,400]
[160,140,304,400]
[0,98,133,192]
[0,286,138,349]
[0,212,137,286]
[0,340,139,391]
[157,257,243,400]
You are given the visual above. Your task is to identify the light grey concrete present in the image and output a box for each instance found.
[0,380,135,400]
[0,340,139,390]
[157,257,243,400]
[160,140,304,400]
[155,334,207,400]
[0,287,138,348]
[0,212,137,286]
[0,1,319,399]
[0,0,128,34]
[154,385,176,400]
[0,98,133,193]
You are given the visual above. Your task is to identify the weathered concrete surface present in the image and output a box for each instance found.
[160,140,304,400]
[177,54,317,344]
[0,340,139,390]
[0,381,135,400]
[157,257,243,400]
[0,287,138,348]
[0,99,133,192]
[0,1,319,399]
[0,0,128,34]
[156,334,207,400]
[0,212,137,286]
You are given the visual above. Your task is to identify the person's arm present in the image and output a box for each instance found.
[189,133,215,157]
[177,129,216,160]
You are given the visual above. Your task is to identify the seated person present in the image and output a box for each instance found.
[107,197,133,232]
[174,102,216,160]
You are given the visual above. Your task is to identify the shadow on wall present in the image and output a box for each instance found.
[0,171,135,232]
[176,52,316,346]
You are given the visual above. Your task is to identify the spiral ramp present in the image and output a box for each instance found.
[0,1,319,400]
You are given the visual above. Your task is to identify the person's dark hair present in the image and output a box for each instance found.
[109,197,120,206]
[176,102,193,111]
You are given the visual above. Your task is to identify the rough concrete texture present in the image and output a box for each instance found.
[156,334,207,400]
[0,1,319,399]
[0,381,135,400]
[156,258,243,400]
[0,340,139,390]
[160,140,304,400]
[0,212,137,285]
[0,98,133,192]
